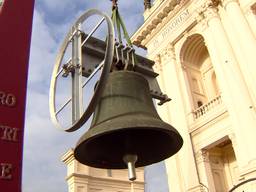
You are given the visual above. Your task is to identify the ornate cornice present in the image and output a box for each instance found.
[61,149,75,165]
[193,0,220,27]
[132,0,187,48]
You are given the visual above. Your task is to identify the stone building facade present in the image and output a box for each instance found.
[62,150,144,192]
[133,0,256,191]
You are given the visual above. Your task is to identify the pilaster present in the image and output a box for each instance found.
[159,43,204,192]
[201,0,256,174]
[221,0,256,105]
[195,150,216,192]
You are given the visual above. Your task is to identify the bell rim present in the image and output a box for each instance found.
[74,115,183,169]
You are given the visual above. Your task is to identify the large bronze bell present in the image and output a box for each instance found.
[74,71,183,174]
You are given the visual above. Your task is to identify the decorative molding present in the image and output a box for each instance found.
[203,3,220,22]
[154,54,162,64]
[196,149,210,163]
[195,10,205,23]
[164,43,176,61]
[228,133,238,148]
[251,2,256,15]
[61,149,76,165]
[203,39,209,48]
[191,0,220,31]
[153,54,164,72]
[221,0,239,9]
[144,0,152,10]
[195,10,208,31]
[132,0,188,47]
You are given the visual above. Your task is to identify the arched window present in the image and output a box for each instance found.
[180,34,220,109]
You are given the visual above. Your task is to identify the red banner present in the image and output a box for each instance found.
[0,0,35,191]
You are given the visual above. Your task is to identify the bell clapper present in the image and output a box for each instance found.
[123,154,138,181]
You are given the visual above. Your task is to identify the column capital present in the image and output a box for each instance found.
[195,149,210,163]
[195,9,205,23]
[153,54,164,73]
[203,3,220,21]
[221,0,239,9]
[164,43,176,60]
[154,54,162,64]
[195,10,208,31]
[203,0,220,8]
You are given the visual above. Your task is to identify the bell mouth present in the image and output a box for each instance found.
[74,115,183,169]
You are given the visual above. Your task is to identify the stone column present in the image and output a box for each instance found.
[202,0,256,174]
[160,44,203,192]
[163,44,195,123]
[196,150,216,192]
[222,0,256,104]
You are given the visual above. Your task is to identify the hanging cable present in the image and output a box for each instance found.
[110,0,137,71]
[111,0,132,46]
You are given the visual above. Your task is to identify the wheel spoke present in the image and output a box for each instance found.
[81,17,105,47]
[50,9,114,132]
[56,97,72,115]
[82,61,104,88]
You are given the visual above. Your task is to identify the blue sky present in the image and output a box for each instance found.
[23,1,169,191]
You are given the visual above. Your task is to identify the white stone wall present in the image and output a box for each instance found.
[132,0,256,191]
[62,150,144,192]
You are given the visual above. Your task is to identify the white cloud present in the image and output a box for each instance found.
[28,10,56,84]
[41,0,76,13]
[23,9,77,192]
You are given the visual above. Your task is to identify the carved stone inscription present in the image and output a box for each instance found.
[161,9,190,39]
[152,9,190,49]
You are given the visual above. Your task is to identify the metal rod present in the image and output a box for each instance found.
[56,68,64,78]
[123,154,137,181]
[81,17,105,47]
[82,61,104,88]
[71,23,83,123]
[56,61,104,116]
[68,30,77,42]
[55,98,72,115]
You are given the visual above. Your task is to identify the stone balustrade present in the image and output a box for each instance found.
[193,94,222,119]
